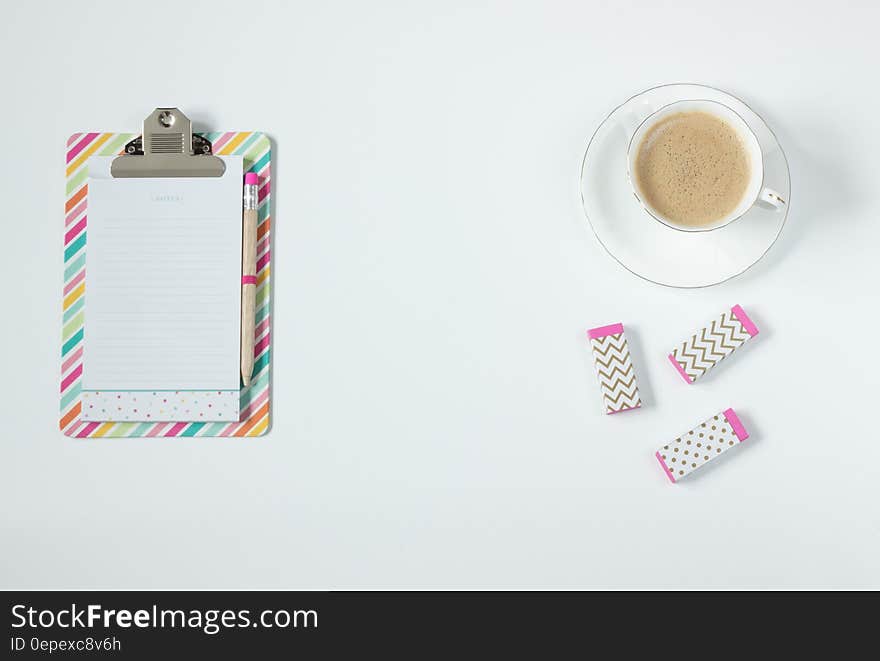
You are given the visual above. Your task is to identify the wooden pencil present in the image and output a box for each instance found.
[241,172,259,386]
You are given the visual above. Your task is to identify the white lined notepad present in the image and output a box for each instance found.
[80,157,243,422]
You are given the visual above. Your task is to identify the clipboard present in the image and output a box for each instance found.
[59,108,273,438]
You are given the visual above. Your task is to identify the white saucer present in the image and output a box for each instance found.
[579,84,790,288]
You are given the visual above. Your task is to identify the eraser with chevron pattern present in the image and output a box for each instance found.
[587,323,642,415]
[655,408,749,483]
[668,305,759,384]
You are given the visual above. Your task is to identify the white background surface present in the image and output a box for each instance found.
[2,0,879,589]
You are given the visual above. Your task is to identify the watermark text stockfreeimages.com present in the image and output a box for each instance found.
[11,603,317,636]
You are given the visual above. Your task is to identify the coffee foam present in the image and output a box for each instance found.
[634,111,751,228]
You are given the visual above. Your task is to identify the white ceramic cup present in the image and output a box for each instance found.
[626,99,785,232]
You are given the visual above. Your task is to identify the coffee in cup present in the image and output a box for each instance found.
[626,100,784,232]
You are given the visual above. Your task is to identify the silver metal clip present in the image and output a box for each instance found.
[111,108,226,178]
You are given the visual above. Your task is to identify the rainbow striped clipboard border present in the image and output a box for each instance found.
[59,131,272,438]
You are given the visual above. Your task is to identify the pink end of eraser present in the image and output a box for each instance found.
[587,322,624,340]
[730,304,759,337]
[668,353,693,384]
[244,172,259,185]
[655,451,676,483]
[723,408,749,442]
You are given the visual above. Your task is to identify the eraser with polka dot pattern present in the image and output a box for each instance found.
[655,409,749,483]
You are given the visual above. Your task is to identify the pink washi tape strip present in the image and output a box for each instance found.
[668,304,759,384]
[655,408,749,483]
[587,323,642,415]
[241,275,257,285]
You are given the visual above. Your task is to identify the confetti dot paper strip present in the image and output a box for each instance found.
[655,409,749,483]
[668,304,759,384]
[587,323,642,415]
[80,390,240,423]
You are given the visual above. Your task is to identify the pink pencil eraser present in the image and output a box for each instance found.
[668,304,759,384]
[655,409,750,483]
[586,323,642,415]
[244,172,259,185]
